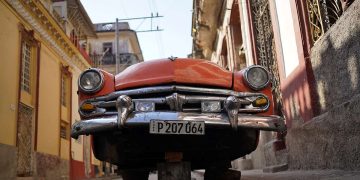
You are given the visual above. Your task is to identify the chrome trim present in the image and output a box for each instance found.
[71,116,118,139]
[86,85,265,102]
[79,93,270,117]
[243,65,271,90]
[78,68,105,94]
[165,93,186,111]
[78,106,106,118]
[71,112,286,138]
[224,96,241,130]
[116,95,133,128]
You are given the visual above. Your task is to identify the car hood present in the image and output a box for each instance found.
[114,58,233,90]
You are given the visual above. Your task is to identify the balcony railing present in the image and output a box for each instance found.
[306,0,355,43]
[90,53,140,68]
[94,22,130,32]
[52,9,66,31]
[69,36,94,67]
[78,46,94,67]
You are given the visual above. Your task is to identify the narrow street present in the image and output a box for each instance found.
[91,170,360,180]
[1,0,360,179]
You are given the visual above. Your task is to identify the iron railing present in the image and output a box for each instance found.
[250,0,284,116]
[90,53,141,69]
[306,0,355,43]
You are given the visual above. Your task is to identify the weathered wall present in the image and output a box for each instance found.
[249,131,273,169]
[71,159,96,180]
[71,68,84,162]
[0,1,20,146]
[0,143,17,179]
[35,152,69,179]
[287,0,360,170]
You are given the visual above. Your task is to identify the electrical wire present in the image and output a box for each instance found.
[119,0,129,18]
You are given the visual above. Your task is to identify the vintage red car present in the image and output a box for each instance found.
[71,58,285,179]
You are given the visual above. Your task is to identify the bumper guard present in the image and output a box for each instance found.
[71,96,286,138]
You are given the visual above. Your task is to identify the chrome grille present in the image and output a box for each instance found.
[80,85,269,117]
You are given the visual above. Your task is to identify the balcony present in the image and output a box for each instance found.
[51,9,66,31]
[94,22,130,32]
[306,0,355,43]
[89,53,141,73]
[70,36,94,67]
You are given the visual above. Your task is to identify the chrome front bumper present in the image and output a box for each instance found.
[71,111,286,139]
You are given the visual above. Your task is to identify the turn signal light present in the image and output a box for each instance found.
[252,97,268,107]
[80,103,95,111]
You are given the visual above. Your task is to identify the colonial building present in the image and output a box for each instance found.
[192,0,359,171]
[0,0,101,179]
[88,22,144,75]
[192,0,284,170]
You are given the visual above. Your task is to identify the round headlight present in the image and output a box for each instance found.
[78,69,104,94]
[244,66,270,90]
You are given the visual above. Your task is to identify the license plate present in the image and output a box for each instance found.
[150,120,205,135]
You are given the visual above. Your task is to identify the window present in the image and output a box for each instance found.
[19,24,38,107]
[221,38,229,70]
[60,124,67,139]
[103,42,113,54]
[60,66,71,142]
[61,75,67,107]
[102,42,115,65]
[60,66,71,108]
[21,42,32,93]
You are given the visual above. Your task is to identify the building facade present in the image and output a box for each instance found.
[0,0,101,179]
[88,22,144,75]
[192,0,359,171]
[85,21,144,175]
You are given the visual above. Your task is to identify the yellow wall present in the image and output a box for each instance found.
[0,2,97,170]
[60,139,70,160]
[37,44,61,156]
[71,69,84,162]
[1,1,99,166]
[0,2,20,146]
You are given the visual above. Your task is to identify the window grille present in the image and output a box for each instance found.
[250,0,284,116]
[103,42,113,54]
[306,0,355,43]
[60,124,67,139]
[61,75,67,106]
[21,42,31,93]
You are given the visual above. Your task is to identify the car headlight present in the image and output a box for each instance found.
[78,69,104,94]
[244,65,271,90]
[201,101,221,113]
